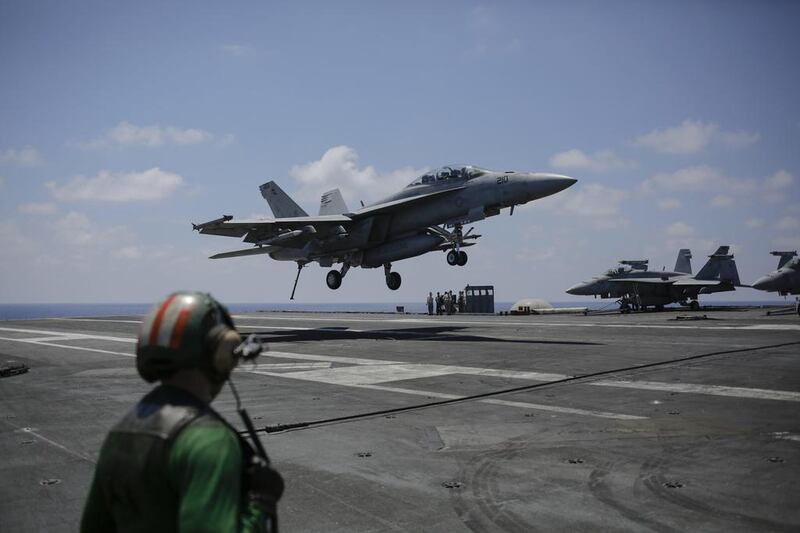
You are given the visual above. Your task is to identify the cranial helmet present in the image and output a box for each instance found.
[136,291,242,383]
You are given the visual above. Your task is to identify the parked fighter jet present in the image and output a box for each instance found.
[567,247,741,310]
[752,251,800,295]
[193,165,576,297]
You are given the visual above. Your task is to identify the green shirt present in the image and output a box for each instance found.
[80,385,267,533]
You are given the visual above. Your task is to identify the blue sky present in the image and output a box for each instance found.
[1,1,798,304]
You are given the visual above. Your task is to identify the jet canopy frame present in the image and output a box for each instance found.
[406,165,486,187]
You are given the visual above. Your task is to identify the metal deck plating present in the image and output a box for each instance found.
[1,308,799,531]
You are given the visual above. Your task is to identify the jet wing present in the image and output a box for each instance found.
[193,214,352,244]
[209,246,278,259]
[350,186,466,218]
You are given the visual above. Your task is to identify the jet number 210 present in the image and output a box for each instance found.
[496,176,509,184]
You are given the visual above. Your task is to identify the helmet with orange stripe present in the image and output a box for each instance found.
[136,291,242,384]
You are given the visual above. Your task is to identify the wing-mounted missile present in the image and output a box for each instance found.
[192,215,233,231]
[254,225,318,247]
[619,259,648,270]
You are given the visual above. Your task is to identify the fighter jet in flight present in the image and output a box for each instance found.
[567,247,741,311]
[752,251,800,295]
[193,165,576,297]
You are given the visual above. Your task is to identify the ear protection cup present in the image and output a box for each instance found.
[205,324,242,381]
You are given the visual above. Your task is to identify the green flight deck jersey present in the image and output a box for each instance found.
[80,385,269,532]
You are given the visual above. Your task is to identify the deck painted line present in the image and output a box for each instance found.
[0,335,134,357]
[1,421,96,464]
[47,318,142,324]
[0,326,137,343]
[257,350,800,403]
[232,314,800,331]
[593,379,800,402]
[479,398,646,420]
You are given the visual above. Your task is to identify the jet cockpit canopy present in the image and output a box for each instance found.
[604,265,632,277]
[406,165,486,187]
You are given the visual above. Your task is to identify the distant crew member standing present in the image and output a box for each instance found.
[426,292,434,315]
[436,292,443,315]
[80,291,284,533]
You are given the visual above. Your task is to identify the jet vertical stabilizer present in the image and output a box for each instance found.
[771,250,798,270]
[696,246,740,284]
[674,249,692,274]
[319,189,349,215]
[259,181,308,218]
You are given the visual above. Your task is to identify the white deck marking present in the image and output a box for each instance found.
[47,318,142,324]
[593,379,800,402]
[2,326,798,405]
[44,315,800,332]
[0,326,136,343]
[254,350,800,402]
[0,336,134,357]
[231,314,800,331]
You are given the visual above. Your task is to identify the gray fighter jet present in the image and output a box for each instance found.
[752,251,800,295]
[567,247,741,310]
[193,165,576,297]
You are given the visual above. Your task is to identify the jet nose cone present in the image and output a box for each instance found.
[526,173,578,200]
[752,275,774,291]
[566,282,589,295]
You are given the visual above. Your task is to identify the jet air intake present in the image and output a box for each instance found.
[362,234,445,268]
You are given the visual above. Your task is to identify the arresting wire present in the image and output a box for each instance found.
[241,340,800,436]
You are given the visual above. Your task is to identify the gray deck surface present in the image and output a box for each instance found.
[1,308,799,532]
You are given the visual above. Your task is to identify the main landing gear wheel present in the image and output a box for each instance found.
[326,270,342,290]
[457,250,468,266]
[689,300,700,311]
[386,271,401,290]
[447,250,458,266]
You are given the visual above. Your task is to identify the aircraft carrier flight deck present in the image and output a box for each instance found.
[1,308,799,532]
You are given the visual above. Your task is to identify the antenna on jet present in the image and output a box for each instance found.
[360,200,364,207]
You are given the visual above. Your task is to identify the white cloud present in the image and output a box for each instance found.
[719,130,760,148]
[51,211,128,246]
[78,121,213,149]
[663,222,715,253]
[772,235,800,250]
[220,43,255,56]
[666,221,695,237]
[657,198,681,210]
[710,195,734,208]
[632,120,758,154]
[765,170,794,190]
[17,202,58,215]
[745,217,764,229]
[549,149,635,173]
[0,145,43,166]
[642,165,755,194]
[775,216,799,231]
[114,246,143,259]
[288,146,425,205]
[541,183,629,228]
[47,168,184,202]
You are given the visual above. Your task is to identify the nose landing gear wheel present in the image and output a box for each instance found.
[457,251,468,266]
[386,271,402,290]
[326,270,342,290]
[446,250,458,266]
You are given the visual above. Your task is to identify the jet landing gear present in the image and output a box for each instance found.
[326,263,350,290]
[446,250,468,266]
[384,263,401,290]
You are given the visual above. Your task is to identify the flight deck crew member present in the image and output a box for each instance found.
[80,291,283,533]
[427,292,434,315]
